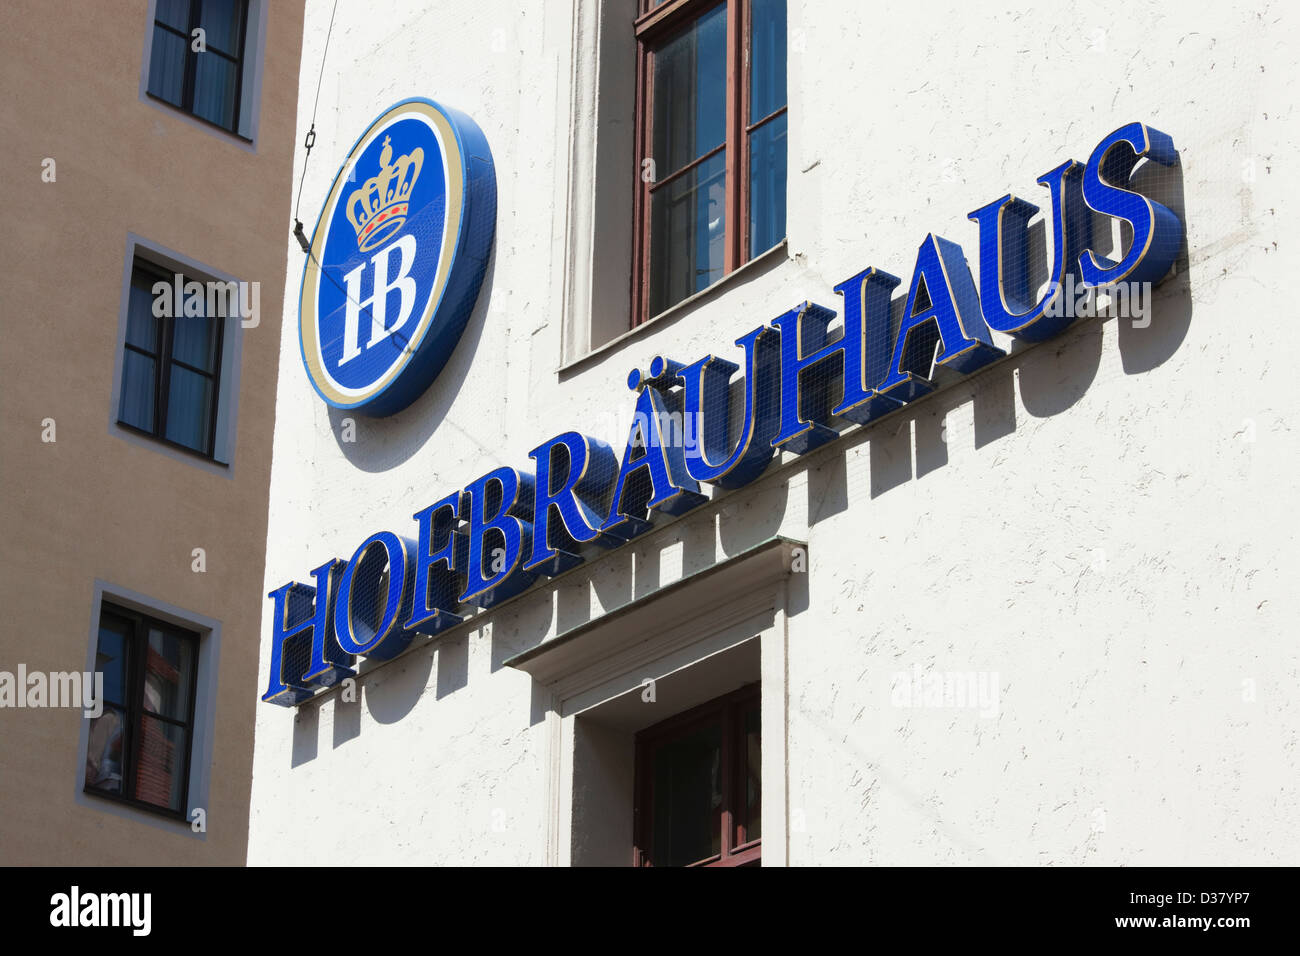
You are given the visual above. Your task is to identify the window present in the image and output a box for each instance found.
[146,0,250,134]
[118,257,226,460]
[632,0,788,325]
[84,603,200,819]
[633,685,761,866]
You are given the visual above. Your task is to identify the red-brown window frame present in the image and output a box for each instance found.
[632,683,761,867]
[83,603,201,821]
[631,0,786,327]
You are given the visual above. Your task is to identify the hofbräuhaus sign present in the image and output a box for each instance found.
[266,119,1183,706]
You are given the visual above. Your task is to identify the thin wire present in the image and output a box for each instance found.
[308,0,339,131]
[290,0,415,355]
[293,0,340,227]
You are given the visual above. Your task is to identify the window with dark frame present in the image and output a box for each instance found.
[633,684,761,866]
[84,603,200,820]
[119,258,226,460]
[632,0,788,326]
[147,0,250,135]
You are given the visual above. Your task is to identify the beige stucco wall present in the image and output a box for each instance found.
[0,0,304,864]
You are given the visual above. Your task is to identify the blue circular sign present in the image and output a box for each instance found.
[299,98,496,416]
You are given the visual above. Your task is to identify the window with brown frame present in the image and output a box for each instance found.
[632,0,788,326]
[84,603,200,820]
[633,684,761,866]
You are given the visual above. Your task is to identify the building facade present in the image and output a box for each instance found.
[249,0,1298,865]
[0,0,304,864]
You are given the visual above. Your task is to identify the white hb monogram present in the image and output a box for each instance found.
[340,233,419,366]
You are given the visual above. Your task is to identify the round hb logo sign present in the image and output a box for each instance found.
[299,98,496,416]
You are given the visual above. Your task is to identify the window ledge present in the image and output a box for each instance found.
[115,419,228,466]
[557,239,789,379]
[82,787,189,825]
[504,534,804,685]
[77,787,205,840]
[142,92,257,152]
[145,91,252,141]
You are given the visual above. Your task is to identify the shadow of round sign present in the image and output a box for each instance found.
[298,98,496,417]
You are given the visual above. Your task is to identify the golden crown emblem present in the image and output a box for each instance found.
[346,135,424,252]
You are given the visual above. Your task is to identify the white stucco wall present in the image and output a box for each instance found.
[249,0,1299,865]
